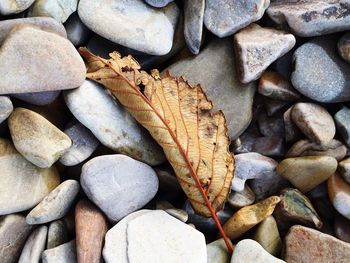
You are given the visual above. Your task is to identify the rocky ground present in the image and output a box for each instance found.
[1,0,350,262]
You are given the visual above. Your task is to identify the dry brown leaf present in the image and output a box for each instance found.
[79,48,235,252]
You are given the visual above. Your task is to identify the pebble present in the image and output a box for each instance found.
[258,71,301,101]
[12,91,61,106]
[26,180,80,224]
[204,0,270,37]
[284,225,350,263]
[286,139,347,161]
[291,37,350,102]
[64,80,165,166]
[0,24,85,94]
[0,138,60,215]
[165,38,256,140]
[234,23,296,83]
[0,214,34,263]
[64,12,91,46]
[8,108,72,168]
[267,1,350,37]
[47,220,68,249]
[338,32,350,63]
[334,214,350,243]
[253,216,282,256]
[232,152,279,192]
[0,96,13,124]
[75,199,108,263]
[328,174,350,220]
[338,157,350,184]
[284,106,302,143]
[29,0,78,23]
[291,102,335,145]
[335,106,350,147]
[223,196,280,240]
[231,239,286,263]
[59,121,99,166]
[184,0,204,54]
[277,156,337,193]
[78,0,179,55]
[42,240,77,263]
[228,184,255,209]
[207,239,230,263]
[18,226,48,263]
[81,154,159,222]
[145,0,173,8]
[274,188,322,234]
[0,0,35,15]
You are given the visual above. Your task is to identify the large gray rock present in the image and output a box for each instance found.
[0,214,34,263]
[29,0,78,23]
[234,23,295,83]
[18,226,48,263]
[0,0,35,15]
[0,138,60,216]
[165,38,256,140]
[42,240,77,263]
[64,80,165,165]
[78,0,179,55]
[267,0,350,37]
[204,0,270,37]
[81,154,159,222]
[0,25,85,95]
[184,0,204,54]
[291,37,350,102]
[0,96,13,124]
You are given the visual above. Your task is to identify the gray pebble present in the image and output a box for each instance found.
[0,96,13,124]
[18,226,48,263]
[184,0,204,54]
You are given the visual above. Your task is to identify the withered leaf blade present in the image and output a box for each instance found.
[79,47,235,218]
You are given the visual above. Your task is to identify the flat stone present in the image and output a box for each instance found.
[0,17,67,42]
[12,91,61,106]
[232,152,279,192]
[223,196,280,240]
[127,210,206,263]
[204,0,270,37]
[0,24,85,94]
[277,156,337,193]
[64,12,91,46]
[291,37,350,102]
[0,0,35,15]
[284,106,302,143]
[78,0,179,55]
[274,188,322,234]
[29,0,78,23]
[328,173,350,220]
[338,32,350,63]
[184,0,204,54]
[338,157,350,184]
[291,102,335,145]
[258,71,301,101]
[228,184,255,209]
[0,96,13,124]
[0,214,34,263]
[0,138,60,215]
[234,23,296,83]
[335,106,350,147]
[9,108,72,168]
[18,226,48,263]
[26,180,80,224]
[47,220,68,249]
[284,225,350,263]
[286,139,347,161]
[42,240,77,263]
[145,0,173,8]
[207,239,230,263]
[64,80,165,166]
[81,154,159,222]
[103,210,151,262]
[253,216,282,256]
[267,1,350,37]
[231,239,285,263]
[164,38,256,140]
[334,214,350,243]
[75,199,108,263]
[60,120,99,166]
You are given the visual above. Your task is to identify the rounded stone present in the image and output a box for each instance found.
[81,154,159,222]
[18,226,48,263]
[47,220,68,249]
[29,0,78,23]
[338,32,350,63]
[328,174,350,220]
[12,91,61,106]
[0,96,13,124]
[0,0,35,15]
[42,240,76,263]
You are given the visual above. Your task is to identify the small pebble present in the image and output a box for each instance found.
[144,0,174,8]
[206,239,230,263]
[42,240,77,263]
[12,91,61,106]
[338,32,350,63]
[334,106,350,147]
[328,173,350,220]
[228,184,255,209]
[29,0,78,23]
[18,226,48,263]
[0,0,35,15]
[47,220,68,249]
[0,96,13,124]
[338,157,350,184]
